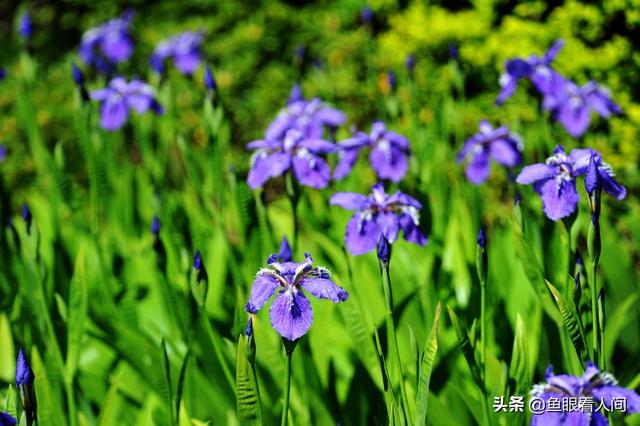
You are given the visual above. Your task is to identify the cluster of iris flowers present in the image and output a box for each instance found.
[457,40,626,221]
[75,13,211,131]
[497,40,621,138]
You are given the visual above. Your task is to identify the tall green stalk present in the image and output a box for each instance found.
[378,236,411,425]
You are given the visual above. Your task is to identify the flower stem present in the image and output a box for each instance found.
[381,264,412,425]
[281,351,292,426]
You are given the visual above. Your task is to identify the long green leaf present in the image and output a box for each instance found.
[416,302,442,426]
[509,314,530,395]
[66,245,88,379]
[447,306,483,391]
[546,280,588,363]
[235,336,259,425]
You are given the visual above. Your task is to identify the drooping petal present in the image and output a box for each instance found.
[301,278,349,303]
[100,35,133,63]
[387,192,422,209]
[496,74,517,105]
[246,272,281,313]
[314,106,346,127]
[384,131,410,150]
[465,150,490,185]
[100,98,129,131]
[269,290,313,341]
[375,211,400,243]
[126,93,152,114]
[516,164,556,185]
[333,148,361,180]
[247,151,291,189]
[173,51,201,75]
[265,114,295,141]
[592,385,640,413]
[246,139,282,150]
[292,153,331,189]
[557,99,591,138]
[535,178,579,221]
[399,213,428,246]
[569,148,596,175]
[489,139,521,167]
[369,144,408,182]
[90,88,112,101]
[600,171,626,200]
[506,59,533,79]
[298,138,338,154]
[329,192,368,210]
[345,213,381,255]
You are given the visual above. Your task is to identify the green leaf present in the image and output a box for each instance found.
[0,313,15,382]
[509,314,531,395]
[546,280,588,363]
[416,302,442,426]
[66,245,88,380]
[3,385,17,418]
[447,306,483,391]
[160,340,175,426]
[175,349,190,424]
[235,337,259,425]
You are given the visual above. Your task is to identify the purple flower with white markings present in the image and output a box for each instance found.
[496,39,564,105]
[530,362,640,425]
[91,77,163,131]
[516,146,625,221]
[150,31,204,76]
[457,120,523,184]
[79,12,133,70]
[0,412,16,426]
[246,253,348,341]
[334,121,411,182]
[247,129,337,190]
[545,79,621,138]
[330,183,427,255]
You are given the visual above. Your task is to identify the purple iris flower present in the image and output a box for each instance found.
[265,97,345,141]
[90,77,163,131]
[544,79,621,138]
[334,121,411,182]
[246,253,348,341]
[79,12,133,69]
[496,39,564,105]
[457,120,523,184]
[516,146,625,221]
[247,129,337,189]
[0,412,16,426]
[18,12,32,39]
[330,183,427,255]
[150,31,204,76]
[247,96,344,189]
[530,362,640,425]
